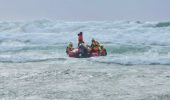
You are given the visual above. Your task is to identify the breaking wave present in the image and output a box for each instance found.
[0,19,170,65]
[155,21,170,27]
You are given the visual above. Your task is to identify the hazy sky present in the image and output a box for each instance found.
[0,0,170,21]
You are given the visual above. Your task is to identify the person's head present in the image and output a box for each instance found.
[92,38,95,42]
[78,32,83,36]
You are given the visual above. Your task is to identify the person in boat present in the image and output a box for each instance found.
[99,45,107,56]
[77,32,91,57]
[66,42,74,54]
[78,32,84,47]
[90,38,100,53]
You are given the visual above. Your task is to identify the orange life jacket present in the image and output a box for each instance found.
[91,41,99,48]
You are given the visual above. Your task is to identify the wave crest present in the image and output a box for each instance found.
[155,21,170,27]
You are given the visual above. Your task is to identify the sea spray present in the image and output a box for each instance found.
[0,20,170,65]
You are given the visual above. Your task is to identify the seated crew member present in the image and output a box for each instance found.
[66,42,74,54]
[90,38,100,53]
[100,45,107,56]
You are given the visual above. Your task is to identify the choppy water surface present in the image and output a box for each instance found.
[0,20,170,100]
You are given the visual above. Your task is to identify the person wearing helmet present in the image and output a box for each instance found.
[66,42,74,54]
[78,32,84,47]
[90,38,100,53]
[77,32,91,57]
[100,45,107,56]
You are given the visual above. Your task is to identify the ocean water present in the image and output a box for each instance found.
[0,19,170,100]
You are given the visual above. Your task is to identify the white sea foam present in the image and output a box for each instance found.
[0,19,170,65]
[1,20,170,100]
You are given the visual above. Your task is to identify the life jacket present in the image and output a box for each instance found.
[91,47,99,52]
[91,41,100,48]
[91,41,100,52]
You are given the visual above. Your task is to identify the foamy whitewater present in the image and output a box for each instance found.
[0,19,170,100]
